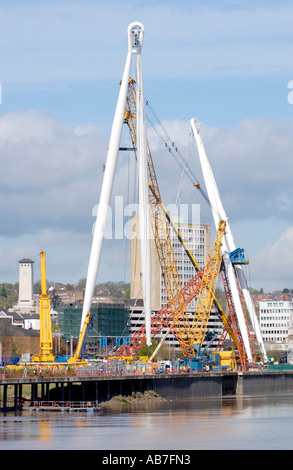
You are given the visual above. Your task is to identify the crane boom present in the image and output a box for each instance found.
[189,220,226,350]
[124,79,193,356]
[125,81,235,357]
[68,311,92,363]
[190,118,267,363]
[115,219,225,358]
[149,218,227,360]
[115,270,203,358]
[149,183,238,349]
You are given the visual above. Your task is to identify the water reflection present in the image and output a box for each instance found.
[1,394,293,450]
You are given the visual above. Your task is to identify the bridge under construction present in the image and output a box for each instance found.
[11,22,269,376]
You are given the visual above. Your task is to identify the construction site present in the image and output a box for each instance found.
[0,22,280,397]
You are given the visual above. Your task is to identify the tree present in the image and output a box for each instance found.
[77,278,87,290]
[0,283,18,310]
[0,286,7,298]
[137,338,158,358]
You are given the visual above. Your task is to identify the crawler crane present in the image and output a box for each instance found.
[149,183,238,353]
[124,79,238,360]
[115,220,226,358]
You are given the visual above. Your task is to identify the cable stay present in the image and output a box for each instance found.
[144,100,209,206]
[175,128,193,208]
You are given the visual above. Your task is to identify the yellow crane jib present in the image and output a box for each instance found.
[68,311,93,363]
[33,251,55,363]
[124,78,192,357]
[190,220,226,353]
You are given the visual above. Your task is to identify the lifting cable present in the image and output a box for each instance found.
[144,100,227,243]
[144,99,212,213]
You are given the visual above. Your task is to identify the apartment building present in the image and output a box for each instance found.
[259,300,293,344]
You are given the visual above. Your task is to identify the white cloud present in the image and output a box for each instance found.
[149,116,293,224]
[0,109,144,284]
[252,226,293,291]
[0,109,107,236]
[147,115,293,291]
[0,229,92,284]
[2,109,293,290]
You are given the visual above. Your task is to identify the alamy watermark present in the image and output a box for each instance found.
[288,80,293,104]
[92,195,201,241]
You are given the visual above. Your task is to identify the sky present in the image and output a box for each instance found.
[1,0,293,292]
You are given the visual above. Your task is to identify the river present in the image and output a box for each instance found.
[0,394,293,450]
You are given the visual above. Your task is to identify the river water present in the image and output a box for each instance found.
[1,394,293,450]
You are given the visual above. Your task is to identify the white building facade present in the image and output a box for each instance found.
[259,300,293,344]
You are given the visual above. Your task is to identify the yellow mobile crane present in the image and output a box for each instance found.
[32,251,89,367]
[33,251,55,363]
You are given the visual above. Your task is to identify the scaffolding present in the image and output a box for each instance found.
[57,304,130,356]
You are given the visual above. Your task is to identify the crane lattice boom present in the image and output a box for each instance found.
[124,78,193,356]
[190,220,226,350]
[115,270,203,357]
[115,220,226,357]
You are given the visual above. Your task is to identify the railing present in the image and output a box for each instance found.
[0,366,231,380]
[0,368,175,379]
[29,400,100,411]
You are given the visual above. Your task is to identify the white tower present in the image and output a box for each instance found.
[81,22,152,345]
[18,258,34,313]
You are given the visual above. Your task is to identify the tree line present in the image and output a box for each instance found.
[0,280,131,310]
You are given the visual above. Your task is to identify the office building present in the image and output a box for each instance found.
[259,300,293,344]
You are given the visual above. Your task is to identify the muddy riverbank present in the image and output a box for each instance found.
[99,390,168,410]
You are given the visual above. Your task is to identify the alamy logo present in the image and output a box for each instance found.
[288,80,293,104]
[92,195,201,240]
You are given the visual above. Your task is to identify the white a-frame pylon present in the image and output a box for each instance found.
[80,22,152,346]
[191,118,268,364]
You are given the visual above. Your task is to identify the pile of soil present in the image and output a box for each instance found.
[99,390,167,410]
